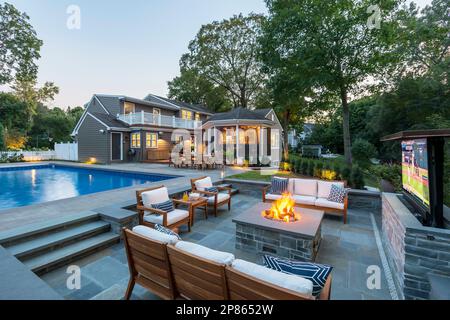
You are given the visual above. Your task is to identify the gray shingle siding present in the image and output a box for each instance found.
[87,97,108,114]
[96,96,121,115]
[77,114,110,164]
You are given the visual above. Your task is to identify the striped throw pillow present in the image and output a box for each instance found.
[327,184,347,203]
[205,187,219,193]
[263,255,332,296]
[154,224,181,240]
[151,199,174,212]
[270,177,289,195]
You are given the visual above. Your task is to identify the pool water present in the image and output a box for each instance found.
[0,165,178,210]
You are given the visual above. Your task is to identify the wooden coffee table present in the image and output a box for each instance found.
[233,202,324,261]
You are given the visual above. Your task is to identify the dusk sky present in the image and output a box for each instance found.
[3,0,433,109]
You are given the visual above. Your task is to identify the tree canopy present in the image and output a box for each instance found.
[180,14,267,109]
[263,0,404,165]
[0,2,42,84]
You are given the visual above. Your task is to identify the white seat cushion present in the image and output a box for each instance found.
[132,226,179,245]
[317,181,344,199]
[231,259,313,296]
[292,195,316,206]
[141,187,170,206]
[195,177,213,191]
[265,193,282,201]
[144,209,189,225]
[293,179,318,197]
[175,241,235,265]
[315,198,345,210]
[207,193,230,204]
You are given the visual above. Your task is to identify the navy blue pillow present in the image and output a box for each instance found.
[151,199,174,212]
[270,177,288,195]
[205,187,219,193]
[154,224,181,240]
[327,184,347,203]
[263,255,332,296]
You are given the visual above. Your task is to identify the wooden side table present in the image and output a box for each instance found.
[174,197,208,227]
[189,197,208,227]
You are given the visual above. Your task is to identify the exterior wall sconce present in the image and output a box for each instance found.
[99,129,106,134]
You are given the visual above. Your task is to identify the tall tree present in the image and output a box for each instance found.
[396,0,449,77]
[263,0,402,166]
[11,78,59,124]
[183,14,266,108]
[0,123,5,151]
[168,64,232,112]
[0,92,29,132]
[0,2,42,85]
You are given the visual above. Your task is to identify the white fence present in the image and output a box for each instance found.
[0,143,78,162]
[0,150,56,161]
[55,142,78,161]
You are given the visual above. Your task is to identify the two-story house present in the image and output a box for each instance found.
[71,93,283,165]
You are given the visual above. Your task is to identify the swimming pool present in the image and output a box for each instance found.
[0,164,178,210]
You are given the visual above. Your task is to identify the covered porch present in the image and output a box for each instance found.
[200,107,283,167]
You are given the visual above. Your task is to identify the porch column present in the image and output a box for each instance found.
[236,125,240,165]
[213,126,216,154]
[207,128,212,155]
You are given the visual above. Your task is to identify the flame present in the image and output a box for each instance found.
[262,193,298,223]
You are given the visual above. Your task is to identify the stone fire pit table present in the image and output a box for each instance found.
[233,202,324,262]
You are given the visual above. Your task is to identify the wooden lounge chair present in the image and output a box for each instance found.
[191,176,231,217]
[225,266,332,300]
[136,186,191,232]
[122,228,176,300]
[166,244,229,300]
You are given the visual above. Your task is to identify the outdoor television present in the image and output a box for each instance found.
[401,139,431,221]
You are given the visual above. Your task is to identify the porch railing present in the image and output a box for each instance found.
[117,112,202,130]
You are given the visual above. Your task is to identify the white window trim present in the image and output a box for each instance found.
[146,132,158,149]
[131,132,141,149]
[110,132,123,161]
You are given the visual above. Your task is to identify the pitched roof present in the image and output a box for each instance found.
[252,108,272,117]
[205,107,271,123]
[90,112,129,128]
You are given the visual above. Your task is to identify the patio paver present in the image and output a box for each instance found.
[40,192,394,300]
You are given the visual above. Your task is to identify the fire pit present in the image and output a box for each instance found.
[262,193,300,223]
[233,202,324,261]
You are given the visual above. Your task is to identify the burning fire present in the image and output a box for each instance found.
[262,193,299,223]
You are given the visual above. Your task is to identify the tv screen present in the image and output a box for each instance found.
[401,139,430,208]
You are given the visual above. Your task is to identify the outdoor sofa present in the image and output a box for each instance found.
[123,226,332,300]
[263,178,348,224]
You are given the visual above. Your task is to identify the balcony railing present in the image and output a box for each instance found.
[117,112,202,130]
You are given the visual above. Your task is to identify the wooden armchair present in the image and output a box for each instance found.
[136,186,191,232]
[190,176,231,217]
[122,228,176,300]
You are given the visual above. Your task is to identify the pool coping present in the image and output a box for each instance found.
[0,161,235,232]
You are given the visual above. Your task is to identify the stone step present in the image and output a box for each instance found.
[22,232,120,275]
[6,221,111,259]
[0,211,100,246]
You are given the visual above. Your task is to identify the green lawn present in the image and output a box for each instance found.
[227,170,296,182]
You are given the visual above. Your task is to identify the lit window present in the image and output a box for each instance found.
[124,102,135,115]
[131,132,141,148]
[195,113,201,121]
[146,133,158,149]
[181,110,193,120]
